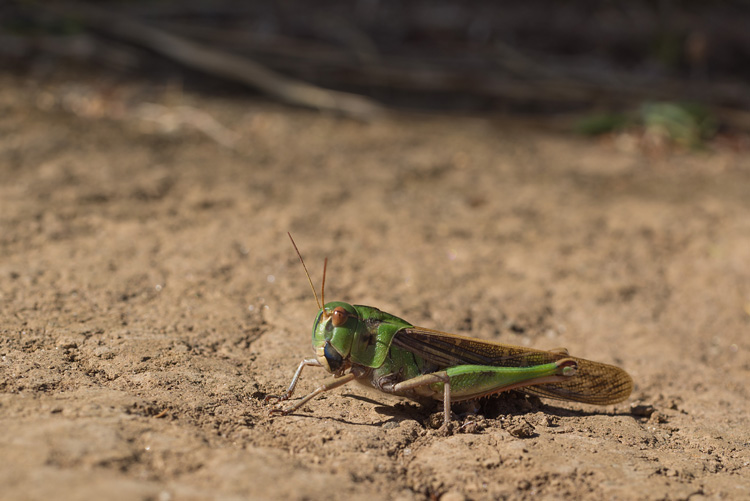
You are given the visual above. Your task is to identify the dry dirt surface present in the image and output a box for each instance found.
[1,72,749,501]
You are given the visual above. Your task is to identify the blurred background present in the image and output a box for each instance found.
[3,0,750,145]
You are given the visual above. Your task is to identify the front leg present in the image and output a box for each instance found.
[264,358,322,404]
[268,372,358,416]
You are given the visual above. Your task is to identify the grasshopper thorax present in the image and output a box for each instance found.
[312,301,361,374]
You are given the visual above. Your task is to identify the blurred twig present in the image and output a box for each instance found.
[45,3,382,119]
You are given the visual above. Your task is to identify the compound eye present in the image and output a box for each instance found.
[331,307,349,327]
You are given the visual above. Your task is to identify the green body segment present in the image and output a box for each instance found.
[370,344,431,385]
[350,306,411,368]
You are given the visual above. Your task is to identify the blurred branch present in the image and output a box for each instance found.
[44,4,382,120]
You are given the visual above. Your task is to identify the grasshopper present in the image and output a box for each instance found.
[266,234,633,429]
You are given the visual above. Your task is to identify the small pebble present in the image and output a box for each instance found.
[507,420,536,439]
[631,403,656,417]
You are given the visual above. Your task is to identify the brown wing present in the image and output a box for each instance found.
[393,326,632,405]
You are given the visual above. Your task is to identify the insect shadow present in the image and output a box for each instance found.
[353,390,628,425]
[342,393,426,423]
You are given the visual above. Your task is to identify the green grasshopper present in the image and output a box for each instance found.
[266,234,633,429]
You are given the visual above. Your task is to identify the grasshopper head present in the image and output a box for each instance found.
[312,301,360,374]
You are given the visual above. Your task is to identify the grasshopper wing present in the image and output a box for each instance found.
[392,327,632,405]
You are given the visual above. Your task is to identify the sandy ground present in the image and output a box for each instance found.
[1,72,749,501]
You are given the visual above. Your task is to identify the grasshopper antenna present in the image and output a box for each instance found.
[288,232,327,316]
[321,257,327,311]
